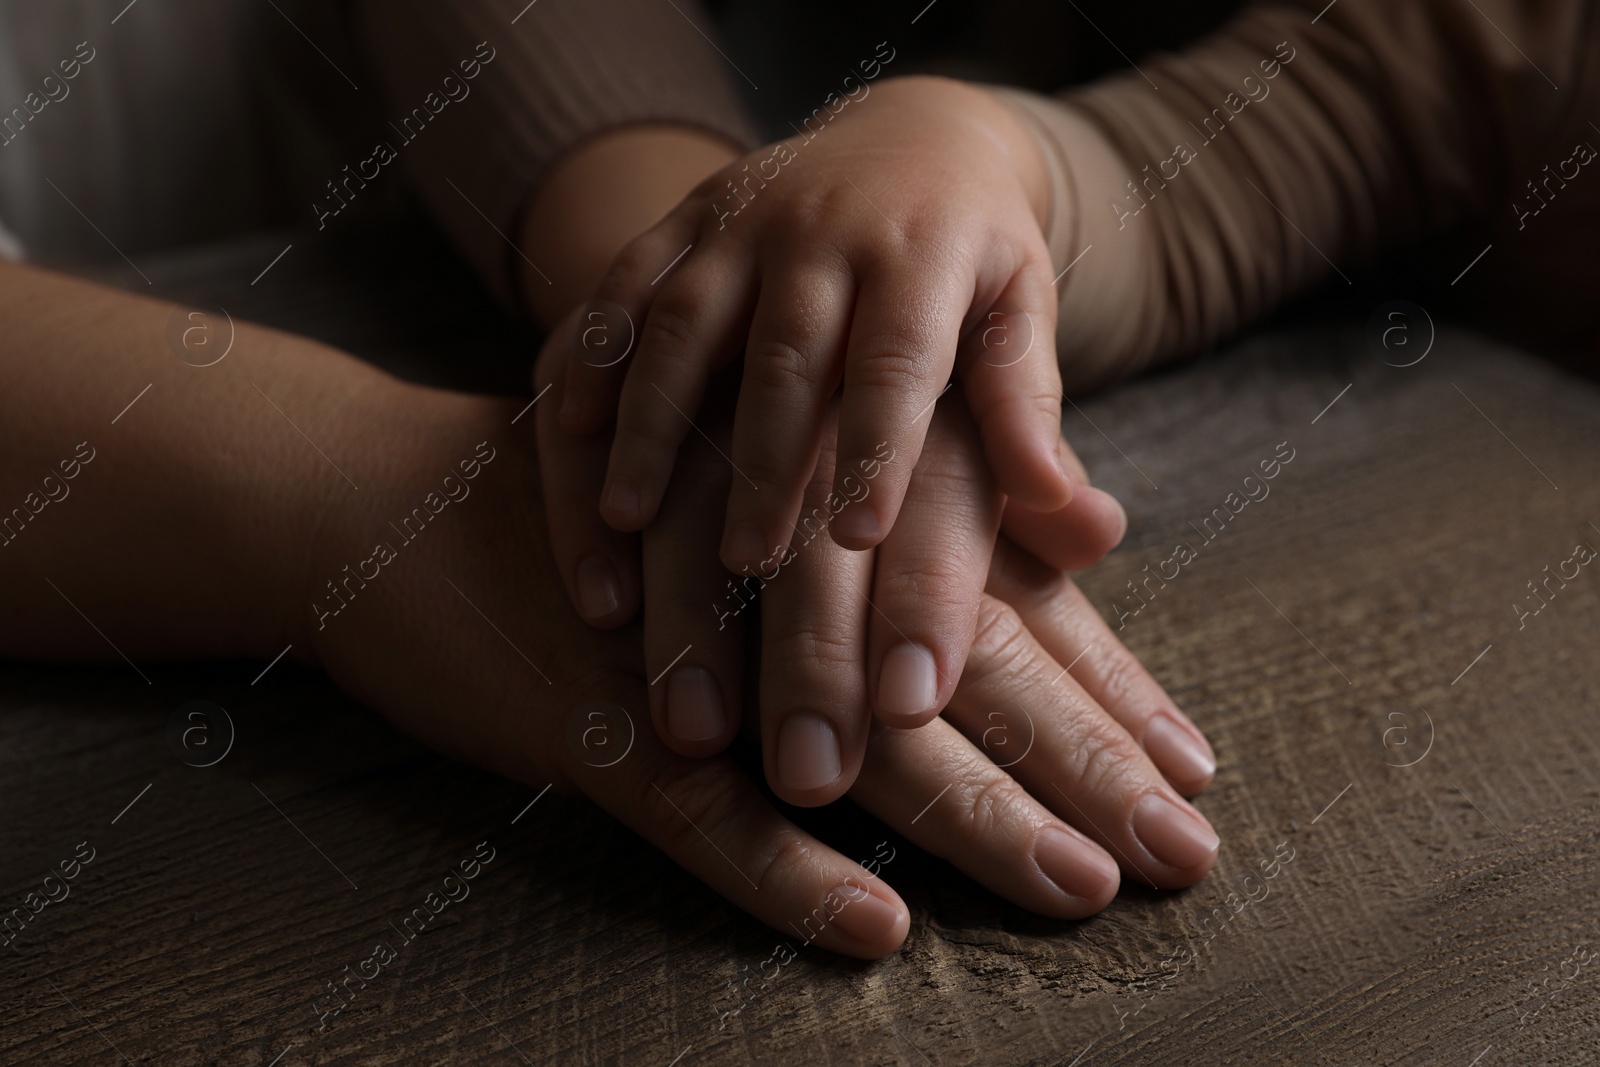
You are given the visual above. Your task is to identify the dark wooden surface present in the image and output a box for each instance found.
[4,226,1600,1066]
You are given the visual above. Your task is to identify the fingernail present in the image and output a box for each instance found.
[666,666,726,742]
[725,522,768,568]
[777,713,841,792]
[832,505,881,545]
[602,479,640,526]
[1143,712,1216,786]
[824,885,902,945]
[1131,792,1219,871]
[877,642,938,719]
[1033,825,1119,902]
[576,555,620,619]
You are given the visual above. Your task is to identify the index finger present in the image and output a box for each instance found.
[535,308,642,626]
[558,208,700,435]
[556,683,910,959]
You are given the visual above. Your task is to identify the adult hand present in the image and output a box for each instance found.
[302,366,1213,959]
[752,398,1222,897]
[537,297,1127,748]
[539,306,1216,883]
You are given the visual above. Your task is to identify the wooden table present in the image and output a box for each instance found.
[4,222,1599,1065]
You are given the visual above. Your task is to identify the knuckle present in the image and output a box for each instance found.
[1028,387,1065,414]
[737,450,805,502]
[764,620,857,671]
[641,297,706,359]
[910,456,994,510]
[1090,646,1146,708]
[1067,729,1142,796]
[617,406,683,456]
[617,394,693,456]
[644,759,747,852]
[752,830,817,897]
[960,772,1022,842]
[599,240,662,299]
[967,385,1059,432]
[849,343,927,392]
[967,599,1033,679]
[793,182,843,225]
[745,338,818,397]
[880,557,978,619]
[1010,390,1065,430]
[768,624,859,682]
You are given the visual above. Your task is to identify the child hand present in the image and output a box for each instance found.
[537,309,1127,740]
[558,74,1075,571]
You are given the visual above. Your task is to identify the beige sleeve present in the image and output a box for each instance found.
[351,0,759,304]
[994,0,1598,389]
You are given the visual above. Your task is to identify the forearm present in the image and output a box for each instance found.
[0,262,399,662]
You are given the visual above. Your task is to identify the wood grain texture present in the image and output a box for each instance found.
[4,227,1599,1066]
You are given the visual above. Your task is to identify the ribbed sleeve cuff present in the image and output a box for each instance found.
[354,0,759,307]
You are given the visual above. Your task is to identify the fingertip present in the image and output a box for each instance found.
[657,665,737,758]
[1053,487,1130,568]
[600,476,650,532]
[995,446,1074,513]
[874,642,943,726]
[574,554,621,621]
[823,882,911,958]
[772,712,850,807]
[875,706,942,730]
[1053,432,1091,485]
[721,521,775,574]
[989,417,1076,512]
[1033,824,1121,918]
[566,556,633,630]
[1105,490,1129,547]
[1142,711,1216,797]
[1071,486,1128,560]
[829,503,885,551]
[999,485,1126,573]
[1130,791,1220,887]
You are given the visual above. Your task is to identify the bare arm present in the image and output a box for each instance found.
[0,260,1211,954]
[0,260,435,662]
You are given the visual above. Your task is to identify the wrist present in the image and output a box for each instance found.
[222,336,405,660]
[967,84,1055,234]
[291,375,515,665]
[982,90,1166,390]
[519,124,743,327]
